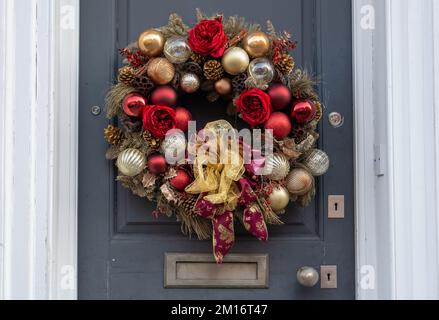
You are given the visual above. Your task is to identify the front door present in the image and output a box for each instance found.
[79,0,354,299]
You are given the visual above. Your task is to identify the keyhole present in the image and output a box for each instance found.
[327,273,331,282]
[334,203,338,211]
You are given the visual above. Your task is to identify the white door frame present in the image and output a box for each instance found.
[1,0,438,300]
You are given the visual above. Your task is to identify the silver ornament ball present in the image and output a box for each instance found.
[164,36,192,64]
[117,148,147,177]
[180,73,200,93]
[266,153,291,181]
[303,149,330,176]
[248,57,275,86]
[160,131,187,164]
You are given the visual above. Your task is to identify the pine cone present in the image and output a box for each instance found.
[232,73,248,93]
[118,66,136,85]
[204,60,224,81]
[178,195,198,215]
[314,101,323,122]
[182,61,203,76]
[142,130,161,149]
[275,54,295,75]
[190,53,207,66]
[291,127,307,144]
[132,75,155,94]
[104,125,123,145]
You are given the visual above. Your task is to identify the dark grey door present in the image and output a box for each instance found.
[79,0,354,299]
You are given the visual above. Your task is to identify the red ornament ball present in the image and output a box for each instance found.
[122,93,147,117]
[151,86,177,107]
[170,169,192,191]
[268,85,292,110]
[264,112,292,139]
[148,154,168,174]
[175,107,192,132]
[291,100,317,124]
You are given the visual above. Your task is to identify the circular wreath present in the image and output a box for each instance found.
[104,11,329,263]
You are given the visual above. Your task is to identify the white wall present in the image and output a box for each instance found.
[0,0,438,299]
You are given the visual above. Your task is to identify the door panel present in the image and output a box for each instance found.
[79,0,354,299]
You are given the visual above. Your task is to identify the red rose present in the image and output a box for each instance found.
[188,17,228,58]
[291,101,317,124]
[142,105,176,139]
[235,88,273,127]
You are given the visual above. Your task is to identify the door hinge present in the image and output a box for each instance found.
[374,144,386,177]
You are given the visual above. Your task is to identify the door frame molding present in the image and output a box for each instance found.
[1,0,438,299]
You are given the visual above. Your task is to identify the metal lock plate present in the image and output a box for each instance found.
[328,195,345,219]
[320,265,338,289]
[328,112,344,128]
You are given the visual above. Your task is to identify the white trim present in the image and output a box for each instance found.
[354,0,439,299]
[0,0,79,299]
[48,0,79,300]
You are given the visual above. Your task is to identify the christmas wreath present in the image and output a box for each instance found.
[105,10,330,263]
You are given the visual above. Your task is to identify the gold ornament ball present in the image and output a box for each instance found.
[286,168,314,196]
[222,47,250,75]
[242,31,271,58]
[138,29,165,57]
[267,153,291,181]
[180,73,200,93]
[269,186,290,212]
[116,148,147,177]
[214,78,232,96]
[147,58,175,85]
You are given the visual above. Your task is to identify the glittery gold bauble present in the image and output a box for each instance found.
[147,58,175,85]
[214,78,232,96]
[266,153,290,181]
[303,149,330,176]
[222,47,250,76]
[242,31,271,58]
[137,29,165,57]
[286,168,314,196]
[180,73,200,93]
[269,186,290,212]
[116,148,147,177]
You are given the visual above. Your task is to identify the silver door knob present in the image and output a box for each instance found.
[297,267,319,287]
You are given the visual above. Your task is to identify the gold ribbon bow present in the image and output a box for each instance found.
[185,120,245,211]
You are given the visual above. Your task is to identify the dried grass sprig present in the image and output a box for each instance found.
[160,13,189,39]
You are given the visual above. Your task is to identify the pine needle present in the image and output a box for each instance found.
[266,20,277,38]
[287,69,319,101]
[105,83,137,119]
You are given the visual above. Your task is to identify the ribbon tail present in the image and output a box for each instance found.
[243,206,268,241]
[212,210,235,264]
